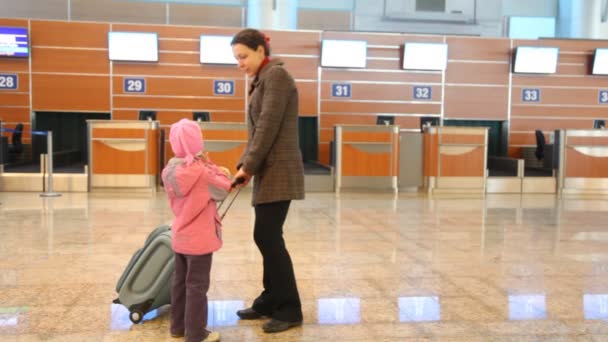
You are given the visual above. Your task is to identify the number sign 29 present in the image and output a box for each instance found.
[124,78,145,93]
[331,83,351,98]
[522,88,540,102]
[413,86,432,100]
[214,80,235,96]
[0,74,18,90]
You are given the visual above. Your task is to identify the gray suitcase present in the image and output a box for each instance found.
[113,179,243,324]
[113,224,174,324]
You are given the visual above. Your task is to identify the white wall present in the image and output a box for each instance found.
[299,0,353,10]
[353,0,503,36]
[502,0,557,17]
[130,0,245,5]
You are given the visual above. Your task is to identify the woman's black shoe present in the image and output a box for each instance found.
[262,319,302,333]
[236,307,263,319]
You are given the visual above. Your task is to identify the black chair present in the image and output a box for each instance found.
[7,123,24,162]
[534,129,545,161]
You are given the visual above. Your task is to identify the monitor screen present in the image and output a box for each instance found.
[138,110,157,121]
[0,27,29,58]
[593,119,605,129]
[376,115,395,125]
[402,43,448,71]
[108,32,158,62]
[193,111,210,122]
[321,40,367,68]
[420,116,440,132]
[592,48,608,75]
[200,35,236,65]
[513,46,559,74]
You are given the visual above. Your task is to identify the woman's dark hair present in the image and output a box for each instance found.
[231,28,271,57]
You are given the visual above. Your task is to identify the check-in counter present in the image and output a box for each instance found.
[334,124,399,192]
[424,126,488,193]
[557,129,608,194]
[88,120,160,191]
[197,122,247,171]
[163,122,247,172]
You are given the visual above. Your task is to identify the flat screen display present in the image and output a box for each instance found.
[200,35,236,65]
[592,48,608,75]
[108,32,158,62]
[0,27,29,58]
[402,43,448,71]
[321,40,367,68]
[513,46,559,74]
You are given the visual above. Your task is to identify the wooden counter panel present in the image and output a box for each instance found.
[342,131,392,143]
[92,141,146,174]
[439,133,486,145]
[201,130,248,140]
[92,128,147,139]
[565,148,608,178]
[567,136,608,146]
[439,147,485,177]
[423,133,439,177]
[341,144,391,177]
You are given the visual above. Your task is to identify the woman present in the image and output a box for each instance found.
[231,28,305,334]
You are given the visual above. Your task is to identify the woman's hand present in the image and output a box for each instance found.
[232,168,252,188]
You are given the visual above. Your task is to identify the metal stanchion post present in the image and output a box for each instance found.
[40,131,61,197]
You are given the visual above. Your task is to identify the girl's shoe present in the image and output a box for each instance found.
[202,331,220,342]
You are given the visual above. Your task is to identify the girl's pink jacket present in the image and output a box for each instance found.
[162,157,231,255]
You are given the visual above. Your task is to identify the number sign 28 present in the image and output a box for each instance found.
[0,74,18,90]
[124,78,145,93]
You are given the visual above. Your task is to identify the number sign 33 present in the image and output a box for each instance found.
[522,88,540,102]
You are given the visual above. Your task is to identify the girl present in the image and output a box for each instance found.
[162,118,231,342]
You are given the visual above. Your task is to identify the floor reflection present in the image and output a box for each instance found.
[109,304,162,331]
[0,311,19,327]
[208,300,244,327]
[6,191,608,340]
[584,294,608,320]
[398,296,440,322]
[317,298,360,324]
[508,294,546,320]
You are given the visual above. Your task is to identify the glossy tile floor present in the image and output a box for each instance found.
[2,190,608,341]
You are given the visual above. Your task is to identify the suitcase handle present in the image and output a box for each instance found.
[218,177,246,220]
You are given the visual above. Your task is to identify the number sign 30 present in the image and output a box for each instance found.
[214,80,235,95]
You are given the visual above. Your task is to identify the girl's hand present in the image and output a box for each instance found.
[218,166,231,177]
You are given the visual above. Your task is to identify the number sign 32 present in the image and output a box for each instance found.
[413,86,432,100]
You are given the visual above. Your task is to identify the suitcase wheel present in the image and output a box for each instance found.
[129,310,144,324]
